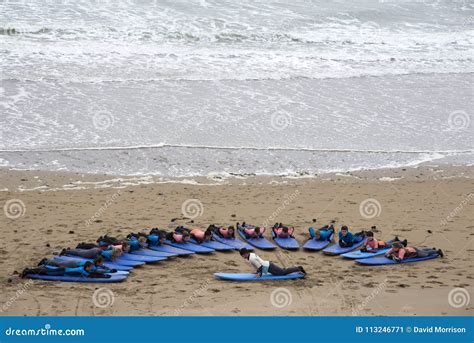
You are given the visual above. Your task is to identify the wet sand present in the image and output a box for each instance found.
[0,166,473,316]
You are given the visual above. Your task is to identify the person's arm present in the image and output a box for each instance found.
[88,272,112,279]
[398,248,406,260]
[97,266,116,273]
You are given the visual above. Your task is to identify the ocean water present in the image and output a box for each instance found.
[1,0,473,177]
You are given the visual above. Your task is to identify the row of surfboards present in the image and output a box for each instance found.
[25,229,440,283]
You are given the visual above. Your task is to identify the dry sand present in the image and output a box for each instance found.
[0,165,473,316]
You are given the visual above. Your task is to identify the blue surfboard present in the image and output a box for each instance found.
[214,272,305,281]
[237,229,276,250]
[355,254,440,265]
[25,273,127,283]
[120,253,167,263]
[342,248,391,259]
[164,240,214,253]
[212,233,253,250]
[45,265,129,276]
[323,238,366,255]
[148,244,195,256]
[303,238,331,251]
[189,238,235,251]
[131,248,177,258]
[271,231,299,249]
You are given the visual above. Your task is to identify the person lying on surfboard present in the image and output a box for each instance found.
[238,222,266,238]
[96,234,148,252]
[125,236,148,251]
[209,224,236,238]
[385,242,443,262]
[21,261,111,279]
[308,220,335,241]
[60,246,123,262]
[239,248,306,277]
[37,255,118,274]
[147,228,167,245]
[360,231,407,252]
[165,229,191,243]
[189,227,213,243]
[338,226,365,247]
[272,223,295,238]
[77,237,132,254]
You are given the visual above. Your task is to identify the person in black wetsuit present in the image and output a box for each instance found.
[21,261,110,279]
[38,255,118,274]
[239,248,306,277]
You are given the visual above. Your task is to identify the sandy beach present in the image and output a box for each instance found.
[0,165,472,316]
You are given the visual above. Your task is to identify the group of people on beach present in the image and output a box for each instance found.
[307,220,442,260]
[19,220,443,279]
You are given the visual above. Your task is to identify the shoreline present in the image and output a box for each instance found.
[1,164,473,192]
[0,165,473,316]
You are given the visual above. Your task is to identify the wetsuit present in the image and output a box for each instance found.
[22,266,109,278]
[339,231,364,247]
[66,247,115,261]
